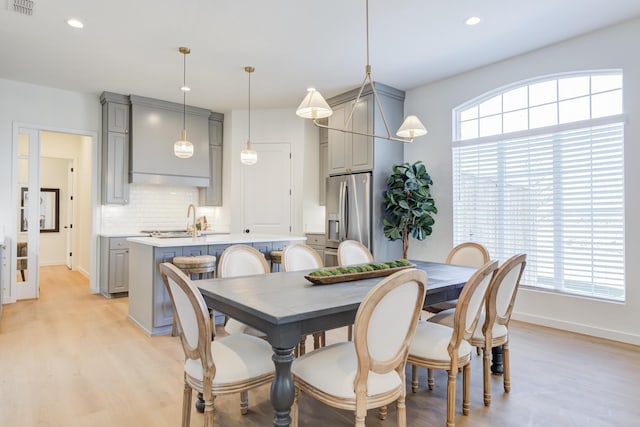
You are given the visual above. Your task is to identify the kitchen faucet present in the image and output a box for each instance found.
[187,203,197,238]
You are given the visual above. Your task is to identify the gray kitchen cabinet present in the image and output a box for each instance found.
[252,242,273,259]
[319,118,328,206]
[328,95,373,175]
[153,245,210,333]
[127,238,301,335]
[306,233,325,262]
[326,83,405,177]
[199,116,224,206]
[153,247,183,331]
[100,92,130,205]
[107,102,129,133]
[100,237,130,297]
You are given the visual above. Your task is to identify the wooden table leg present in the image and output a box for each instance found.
[491,345,504,375]
[271,346,296,427]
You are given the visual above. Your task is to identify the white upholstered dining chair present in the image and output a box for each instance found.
[281,244,326,354]
[429,253,527,406]
[217,244,270,337]
[159,263,274,427]
[425,241,491,314]
[446,242,490,267]
[407,260,498,427]
[338,240,374,266]
[337,240,374,341]
[291,268,427,427]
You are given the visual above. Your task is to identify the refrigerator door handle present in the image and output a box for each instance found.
[338,181,346,241]
[344,181,349,238]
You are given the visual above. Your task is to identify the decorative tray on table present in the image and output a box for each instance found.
[304,259,415,285]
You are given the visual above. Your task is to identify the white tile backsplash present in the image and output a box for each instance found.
[100,184,226,233]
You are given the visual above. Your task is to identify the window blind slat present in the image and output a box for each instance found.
[453,121,625,301]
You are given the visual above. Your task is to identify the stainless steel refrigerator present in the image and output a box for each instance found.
[325,172,402,266]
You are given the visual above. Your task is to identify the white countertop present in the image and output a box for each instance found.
[100,232,150,238]
[127,233,306,247]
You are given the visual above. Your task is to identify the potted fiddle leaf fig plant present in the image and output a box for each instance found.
[383,161,437,259]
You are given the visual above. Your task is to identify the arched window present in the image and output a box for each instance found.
[452,71,625,301]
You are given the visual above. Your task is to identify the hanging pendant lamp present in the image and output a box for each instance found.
[174,46,194,159]
[295,0,427,143]
[240,66,258,165]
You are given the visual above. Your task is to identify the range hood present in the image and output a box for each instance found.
[129,95,211,187]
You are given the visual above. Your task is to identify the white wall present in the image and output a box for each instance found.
[404,18,640,345]
[223,108,323,235]
[0,79,100,237]
[0,79,100,297]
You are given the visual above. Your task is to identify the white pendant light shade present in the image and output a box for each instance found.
[240,142,258,165]
[296,88,333,119]
[174,129,194,158]
[396,115,427,139]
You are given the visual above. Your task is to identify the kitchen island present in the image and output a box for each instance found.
[126,234,305,336]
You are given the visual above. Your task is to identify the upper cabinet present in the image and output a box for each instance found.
[107,102,129,133]
[100,92,225,205]
[199,114,224,206]
[327,95,373,175]
[101,92,130,205]
[326,83,405,177]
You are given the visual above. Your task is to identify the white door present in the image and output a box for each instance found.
[242,143,291,235]
[15,128,40,300]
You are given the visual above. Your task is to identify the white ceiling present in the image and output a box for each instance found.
[1,0,639,112]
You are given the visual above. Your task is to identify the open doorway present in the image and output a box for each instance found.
[11,126,97,302]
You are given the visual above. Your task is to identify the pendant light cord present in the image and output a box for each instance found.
[183,51,187,132]
[248,68,251,143]
[365,0,370,68]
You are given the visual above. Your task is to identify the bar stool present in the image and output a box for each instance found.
[270,250,282,272]
[171,255,216,337]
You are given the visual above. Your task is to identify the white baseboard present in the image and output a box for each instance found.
[512,311,640,346]
[76,266,90,279]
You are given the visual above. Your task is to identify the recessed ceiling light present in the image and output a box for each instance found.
[180,86,191,92]
[66,18,84,29]
[465,16,481,26]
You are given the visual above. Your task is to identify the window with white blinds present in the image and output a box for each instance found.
[452,72,625,301]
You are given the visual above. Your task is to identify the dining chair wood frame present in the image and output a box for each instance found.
[479,253,526,405]
[217,244,270,337]
[407,260,498,427]
[171,255,217,337]
[427,254,526,407]
[445,242,490,267]
[159,263,275,427]
[281,244,326,355]
[291,268,427,427]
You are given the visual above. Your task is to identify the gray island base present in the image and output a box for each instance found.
[126,234,305,336]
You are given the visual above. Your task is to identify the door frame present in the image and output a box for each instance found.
[66,158,75,269]
[8,122,100,303]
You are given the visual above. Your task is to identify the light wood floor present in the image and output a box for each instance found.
[1,266,638,426]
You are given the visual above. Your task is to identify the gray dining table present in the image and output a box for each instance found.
[197,260,477,427]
